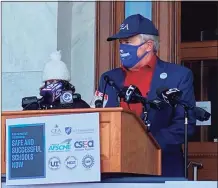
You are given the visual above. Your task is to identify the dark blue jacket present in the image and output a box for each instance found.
[98,58,196,177]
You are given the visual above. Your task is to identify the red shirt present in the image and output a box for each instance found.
[120,55,157,116]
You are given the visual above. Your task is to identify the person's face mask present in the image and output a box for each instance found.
[119,42,150,69]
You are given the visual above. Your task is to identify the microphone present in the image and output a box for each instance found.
[156,87,183,107]
[104,75,121,93]
[102,77,166,111]
[90,90,108,108]
[104,75,125,99]
[58,93,90,109]
[40,82,63,104]
[102,76,150,106]
[194,107,211,121]
[95,75,110,108]
[91,75,110,108]
[156,86,211,179]
[93,75,109,108]
[125,85,143,103]
[60,91,73,104]
[124,85,165,110]
[156,87,190,178]
[156,86,211,116]
[95,100,103,108]
[103,75,126,103]
[22,96,44,110]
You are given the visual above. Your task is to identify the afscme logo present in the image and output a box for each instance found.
[48,139,72,152]
[74,140,94,150]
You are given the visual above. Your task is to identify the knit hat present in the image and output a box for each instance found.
[42,51,70,82]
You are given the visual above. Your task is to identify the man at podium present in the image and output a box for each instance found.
[97,14,196,177]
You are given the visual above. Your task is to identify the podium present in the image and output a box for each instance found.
[1,107,161,176]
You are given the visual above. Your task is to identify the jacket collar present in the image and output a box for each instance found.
[147,57,168,100]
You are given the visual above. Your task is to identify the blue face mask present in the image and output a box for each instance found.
[119,42,149,69]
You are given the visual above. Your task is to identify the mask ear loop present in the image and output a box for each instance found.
[138,41,151,60]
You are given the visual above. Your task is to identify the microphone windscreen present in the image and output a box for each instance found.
[22,96,38,108]
[60,91,73,104]
[40,82,63,103]
[194,107,211,121]
[90,90,108,108]
[95,100,103,108]
[22,96,40,110]
[156,87,169,97]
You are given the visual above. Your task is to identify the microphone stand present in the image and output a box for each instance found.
[140,100,151,130]
[182,105,211,179]
[156,87,211,179]
[183,105,189,179]
[137,96,164,130]
[175,102,191,179]
[105,78,163,129]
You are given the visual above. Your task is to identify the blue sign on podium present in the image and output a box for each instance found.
[8,123,45,179]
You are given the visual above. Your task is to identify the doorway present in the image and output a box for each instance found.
[181,1,218,142]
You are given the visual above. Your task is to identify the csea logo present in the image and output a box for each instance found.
[74,140,94,151]
[48,139,72,152]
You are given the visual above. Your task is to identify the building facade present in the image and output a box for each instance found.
[2,1,218,180]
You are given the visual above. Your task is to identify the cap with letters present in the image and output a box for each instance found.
[107,14,159,41]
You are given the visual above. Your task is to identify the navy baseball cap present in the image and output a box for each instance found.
[107,14,159,41]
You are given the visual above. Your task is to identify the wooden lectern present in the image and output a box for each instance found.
[1,107,161,176]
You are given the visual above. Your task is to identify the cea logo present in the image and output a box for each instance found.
[48,139,72,152]
[51,124,61,136]
[74,140,94,151]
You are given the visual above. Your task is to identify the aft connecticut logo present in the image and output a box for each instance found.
[82,154,95,169]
